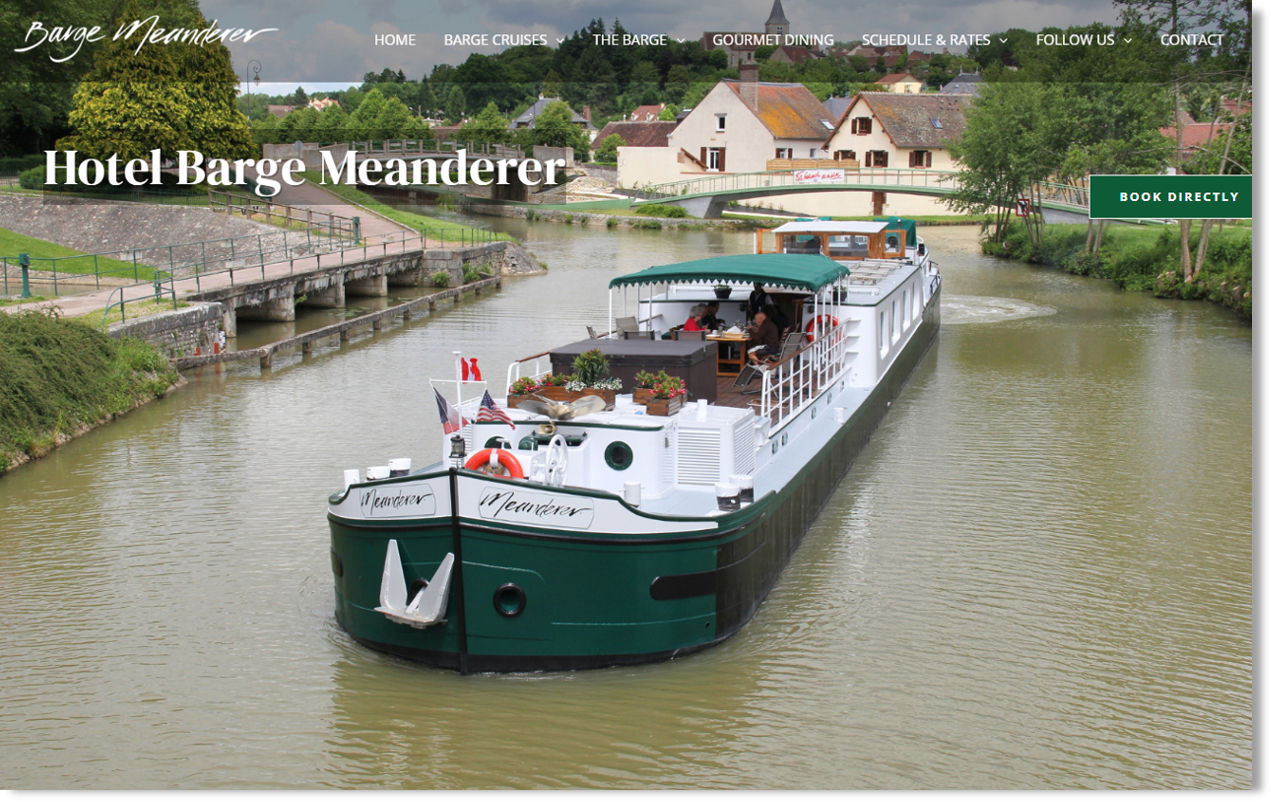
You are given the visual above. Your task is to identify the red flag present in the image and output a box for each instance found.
[460,357,482,382]
[433,387,468,434]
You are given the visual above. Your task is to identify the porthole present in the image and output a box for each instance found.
[493,583,527,617]
[604,440,634,471]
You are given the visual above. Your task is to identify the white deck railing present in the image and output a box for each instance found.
[758,318,857,431]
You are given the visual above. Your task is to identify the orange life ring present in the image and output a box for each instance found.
[464,448,524,478]
[805,315,839,342]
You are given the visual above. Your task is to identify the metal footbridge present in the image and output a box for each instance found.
[626,168,1092,220]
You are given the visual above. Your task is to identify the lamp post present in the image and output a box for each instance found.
[245,59,261,105]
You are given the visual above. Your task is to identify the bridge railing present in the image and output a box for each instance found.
[344,139,522,159]
[208,190,360,239]
[630,168,965,201]
[627,167,1093,213]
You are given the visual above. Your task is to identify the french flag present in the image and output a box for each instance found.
[433,387,468,434]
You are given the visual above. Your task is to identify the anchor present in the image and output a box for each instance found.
[374,539,454,628]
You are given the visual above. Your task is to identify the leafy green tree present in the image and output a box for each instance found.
[0,0,117,155]
[314,104,349,143]
[277,106,320,142]
[443,85,467,124]
[594,133,624,163]
[458,102,509,145]
[527,100,589,160]
[347,88,386,140]
[949,82,1059,244]
[60,0,253,160]
[373,95,413,140]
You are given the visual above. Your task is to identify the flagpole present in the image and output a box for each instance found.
[452,350,463,420]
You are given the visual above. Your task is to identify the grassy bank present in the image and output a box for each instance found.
[1,226,156,282]
[984,221,1252,319]
[298,172,511,242]
[0,310,178,470]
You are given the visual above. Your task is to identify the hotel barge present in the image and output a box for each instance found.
[328,218,941,672]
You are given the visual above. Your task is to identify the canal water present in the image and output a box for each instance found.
[0,220,1251,789]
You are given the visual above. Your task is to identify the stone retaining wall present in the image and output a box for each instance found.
[109,302,224,359]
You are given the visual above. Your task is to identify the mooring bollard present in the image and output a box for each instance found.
[18,252,30,298]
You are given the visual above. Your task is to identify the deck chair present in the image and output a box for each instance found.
[623,330,655,340]
[586,325,600,339]
[615,316,638,336]
[674,329,705,340]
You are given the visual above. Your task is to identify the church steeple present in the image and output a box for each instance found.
[765,0,790,36]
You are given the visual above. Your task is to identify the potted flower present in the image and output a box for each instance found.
[714,284,733,299]
[633,369,687,416]
[508,373,572,405]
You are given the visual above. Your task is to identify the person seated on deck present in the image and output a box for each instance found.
[700,301,724,331]
[762,302,791,338]
[682,305,707,332]
[746,309,780,364]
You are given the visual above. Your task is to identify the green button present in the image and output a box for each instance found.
[1089,174,1252,219]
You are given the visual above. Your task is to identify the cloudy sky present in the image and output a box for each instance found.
[201,0,1127,89]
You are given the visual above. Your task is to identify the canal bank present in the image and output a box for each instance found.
[1,236,537,472]
[983,220,1253,320]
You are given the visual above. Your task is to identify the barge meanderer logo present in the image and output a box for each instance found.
[478,489,595,529]
[359,485,436,518]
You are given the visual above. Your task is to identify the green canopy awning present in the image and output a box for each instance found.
[609,253,849,292]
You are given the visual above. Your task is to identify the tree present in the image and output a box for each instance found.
[949,82,1059,245]
[443,85,467,124]
[59,0,253,160]
[458,102,509,145]
[594,133,624,163]
[314,104,349,143]
[527,100,589,160]
[347,88,386,140]
[0,0,117,155]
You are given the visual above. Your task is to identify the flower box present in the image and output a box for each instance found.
[509,387,615,409]
[640,394,684,417]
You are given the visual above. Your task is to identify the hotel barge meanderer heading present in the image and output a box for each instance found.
[327,218,941,672]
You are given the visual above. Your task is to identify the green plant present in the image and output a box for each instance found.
[571,348,611,386]
[634,369,684,399]
[635,203,688,218]
[632,219,663,230]
[431,270,451,287]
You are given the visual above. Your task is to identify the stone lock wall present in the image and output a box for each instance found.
[109,302,225,359]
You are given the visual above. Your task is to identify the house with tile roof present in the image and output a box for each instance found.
[508,96,598,140]
[629,104,666,122]
[939,72,984,97]
[665,66,836,174]
[877,73,923,94]
[617,67,835,189]
[822,91,972,171]
[595,121,677,148]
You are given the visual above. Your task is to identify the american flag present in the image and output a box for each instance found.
[477,390,515,428]
[433,387,468,434]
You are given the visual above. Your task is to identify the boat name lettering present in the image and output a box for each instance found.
[478,489,595,529]
[359,485,436,518]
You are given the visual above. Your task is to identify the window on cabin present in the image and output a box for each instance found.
[775,147,792,159]
[715,114,727,132]
[834,149,856,161]
[909,150,932,168]
[850,116,872,135]
[865,150,888,167]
